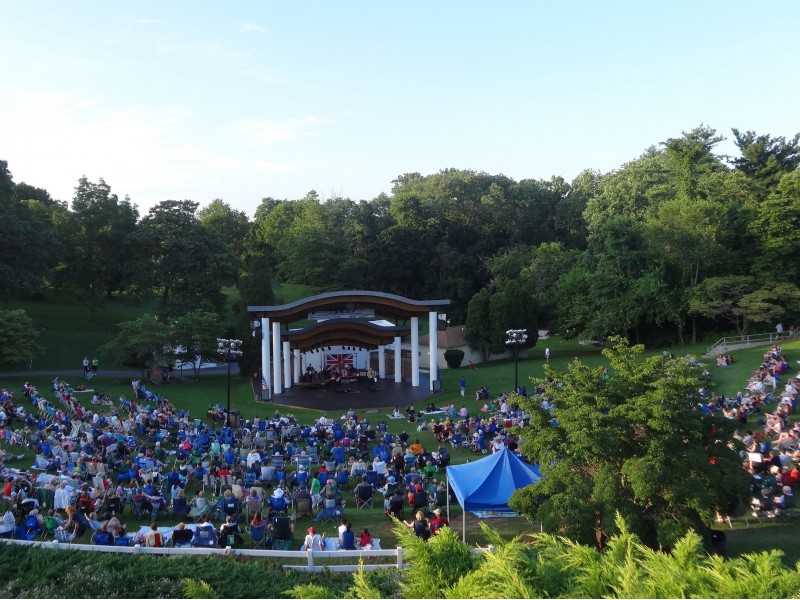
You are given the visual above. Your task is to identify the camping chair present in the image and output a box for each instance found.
[104,496,123,518]
[246,497,263,521]
[423,464,438,483]
[354,485,374,509]
[172,497,189,517]
[171,527,194,548]
[412,491,429,512]
[270,516,294,550]
[450,434,465,449]
[131,496,148,520]
[37,487,55,511]
[295,455,311,471]
[202,472,217,493]
[189,503,210,523]
[335,470,349,489]
[293,497,314,520]
[43,515,59,539]
[191,526,217,548]
[267,495,289,519]
[316,499,344,526]
[249,523,268,550]
[149,496,165,522]
[91,530,114,546]
[388,496,405,520]
[24,515,42,538]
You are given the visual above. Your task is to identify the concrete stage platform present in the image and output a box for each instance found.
[260,376,435,412]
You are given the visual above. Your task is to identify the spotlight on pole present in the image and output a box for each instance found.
[505,329,528,393]
[217,338,243,428]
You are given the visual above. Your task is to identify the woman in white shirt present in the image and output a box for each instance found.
[54,482,72,511]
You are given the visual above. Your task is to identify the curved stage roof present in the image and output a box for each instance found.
[248,290,450,352]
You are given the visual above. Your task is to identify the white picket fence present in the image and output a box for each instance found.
[0,538,494,573]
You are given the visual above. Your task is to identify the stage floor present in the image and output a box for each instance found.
[259,376,434,412]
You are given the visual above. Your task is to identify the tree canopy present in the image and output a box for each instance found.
[509,338,748,549]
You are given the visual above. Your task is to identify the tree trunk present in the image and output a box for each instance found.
[691,316,697,344]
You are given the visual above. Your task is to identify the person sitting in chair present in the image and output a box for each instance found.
[172,522,194,548]
[218,515,243,548]
[775,485,796,510]
[144,522,164,547]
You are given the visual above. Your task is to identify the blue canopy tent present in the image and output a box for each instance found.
[445,447,541,541]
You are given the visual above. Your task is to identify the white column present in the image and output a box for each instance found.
[378,345,386,379]
[429,311,438,391]
[293,349,301,384]
[411,316,420,387]
[282,341,291,389]
[272,321,282,395]
[261,317,270,400]
[394,336,402,383]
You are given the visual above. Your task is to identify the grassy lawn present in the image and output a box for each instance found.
[3,289,800,562]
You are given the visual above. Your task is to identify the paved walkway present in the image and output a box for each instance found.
[0,365,240,379]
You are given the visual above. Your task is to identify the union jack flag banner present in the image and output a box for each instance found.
[262,376,269,390]
[325,353,354,370]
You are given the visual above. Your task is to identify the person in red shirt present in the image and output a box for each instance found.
[429,508,449,535]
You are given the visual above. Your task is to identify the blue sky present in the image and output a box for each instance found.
[2,1,798,217]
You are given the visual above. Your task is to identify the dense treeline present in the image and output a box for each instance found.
[2,125,799,365]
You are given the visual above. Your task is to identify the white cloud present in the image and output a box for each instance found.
[242,23,265,34]
[239,116,332,145]
[0,86,298,211]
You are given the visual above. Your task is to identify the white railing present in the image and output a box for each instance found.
[705,331,792,356]
[0,538,494,572]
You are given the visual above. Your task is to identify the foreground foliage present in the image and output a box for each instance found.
[291,518,800,599]
[2,517,800,598]
[510,338,748,549]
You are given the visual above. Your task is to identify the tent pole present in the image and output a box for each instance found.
[446,475,450,523]
[462,506,466,543]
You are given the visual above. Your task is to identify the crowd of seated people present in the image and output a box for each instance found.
[715,342,800,520]
[0,371,464,550]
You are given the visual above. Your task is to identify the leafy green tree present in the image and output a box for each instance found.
[510,338,747,549]
[464,288,493,361]
[131,200,237,318]
[583,149,670,232]
[688,275,800,336]
[748,171,800,283]
[98,314,170,379]
[732,128,800,192]
[0,309,43,367]
[197,199,251,258]
[170,310,224,379]
[0,162,60,297]
[661,125,726,203]
[51,177,139,314]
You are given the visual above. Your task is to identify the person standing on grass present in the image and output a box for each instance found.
[459,377,466,397]
[91,357,99,375]
[82,357,90,376]
[545,347,550,363]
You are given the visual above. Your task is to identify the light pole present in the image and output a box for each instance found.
[505,329,528,393]
[217,338,243,428]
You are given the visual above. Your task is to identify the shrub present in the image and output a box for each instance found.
[443,349,465,369]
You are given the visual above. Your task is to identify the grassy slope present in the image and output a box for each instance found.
[2,290,800,561]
